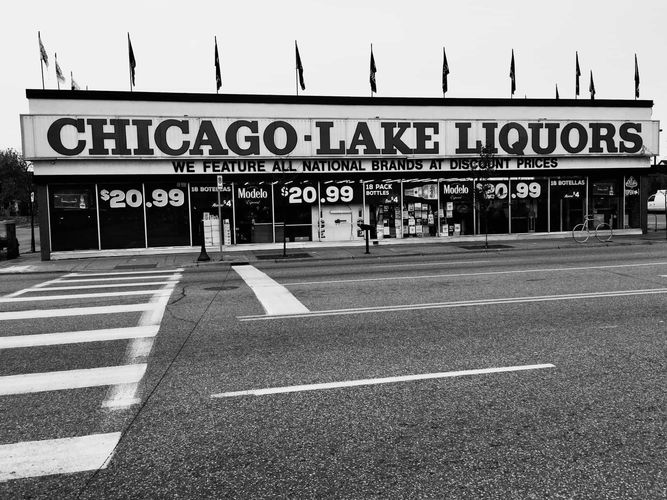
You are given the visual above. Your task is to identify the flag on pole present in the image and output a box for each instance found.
[509,49,516,96]
[295,41,305,91]
[589,70,595,100]
[55,54,65,85]
[38,32,49,68]
[370,45,377,94]
[575,52,581,97]
[128,33,136,88]
[556,84,559,99]
[71,71,80,90]
[634,54,640,99]
[442,47,449,96]
[214,36,222,92]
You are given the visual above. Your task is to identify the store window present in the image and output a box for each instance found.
[235,182,273,243]
[509,178,548,233]
[590,179,620,229]
[50,184,98,251]
[98,183,145,249]
[549,177,586,231]
[145,182,190,247]
[190,182,233,246]
[624,176,641,229]
[274,180,316,242]
[403,180,439,238]
[440,180,473,236]
[365,180,401,239]
[474,178,509,235]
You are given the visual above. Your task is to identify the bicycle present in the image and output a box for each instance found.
[572,215,613,243]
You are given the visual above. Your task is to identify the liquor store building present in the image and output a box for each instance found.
[21,90,659,260]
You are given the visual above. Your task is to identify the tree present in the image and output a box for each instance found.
[472,144,498,250]
[0,149,33,218]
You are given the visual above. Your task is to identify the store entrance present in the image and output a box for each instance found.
[321,205,360,240]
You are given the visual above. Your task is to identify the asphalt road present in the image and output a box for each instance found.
[0,245,666,499]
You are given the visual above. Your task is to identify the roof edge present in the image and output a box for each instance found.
[25,89,654,108]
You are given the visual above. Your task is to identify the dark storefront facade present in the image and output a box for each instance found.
[21,91,659,259]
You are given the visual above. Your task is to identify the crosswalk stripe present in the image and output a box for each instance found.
[0,364,147,396]
[0,432,121,482]
[21,281,176,292]
[0,288,174,303]
[63,269,183,278]
[0,326,159,349]
[0,303,156,321]
[54,274,182,283]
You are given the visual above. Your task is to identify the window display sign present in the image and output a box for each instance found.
[364,182,399,203]
[98,183,145,249]
[145,182,190,247]
[278,181,360,204]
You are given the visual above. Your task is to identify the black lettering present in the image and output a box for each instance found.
[132,119,154,155]
[413,122,439,154]
[381,122,412,154]
[226,120,259,155]
[189,120,227,155]
[87,118,131,155]
[263,121,297,155]
[154,119,190,155]
[346,122,380,154]
[619,123,643,153]
[560,122,588,153]
[528,122,559,154]
[315,121,345,154]
[481,122,498,152]
[498,122,527,155]
[589,122,618,153]
[454,122,480,154]
[47,118,86,156]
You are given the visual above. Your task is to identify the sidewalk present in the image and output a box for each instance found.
[2,229,667,275]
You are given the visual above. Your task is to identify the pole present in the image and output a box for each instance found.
[39,32,45,90]
[283,221,287,257]
[217,184,223,259]
[55,53,60,90]
[30,192,35,253]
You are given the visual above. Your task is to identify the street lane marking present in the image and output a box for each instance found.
[0,303,158,321]
[103,280,178,409]
[21,281,176,292]
[233,264,309,315]
[51,274,182,283]
[0,287,174,303]
[0,326,159,349]
[283,261,667,286]
[370,259,491,269]
[0,364,147,396]
[238,288,667,321]
[0,432,121,482]
[212,363,556,398]
[63,268,184,277]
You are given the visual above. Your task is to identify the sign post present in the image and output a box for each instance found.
[30,191,35,253]
[217,175,224,259]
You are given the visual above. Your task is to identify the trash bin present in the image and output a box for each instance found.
[0,220,19,259]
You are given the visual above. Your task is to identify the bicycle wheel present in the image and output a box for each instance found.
[595,223,613,242]
[572,223,589,243]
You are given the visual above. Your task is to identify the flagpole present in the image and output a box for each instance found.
[38,32,45,90]
[55,53,60,90]
[370,43,373,98]
[128,33,133,92]
[295,41,299,96]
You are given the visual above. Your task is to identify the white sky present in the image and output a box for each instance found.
[2,0,666,158]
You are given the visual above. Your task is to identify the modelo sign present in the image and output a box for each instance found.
[21,116,659,160]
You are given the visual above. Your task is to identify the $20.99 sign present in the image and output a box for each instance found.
[280,184,355,204]
[99,188,185,208]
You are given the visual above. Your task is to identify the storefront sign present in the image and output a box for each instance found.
[22,116,659,161]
